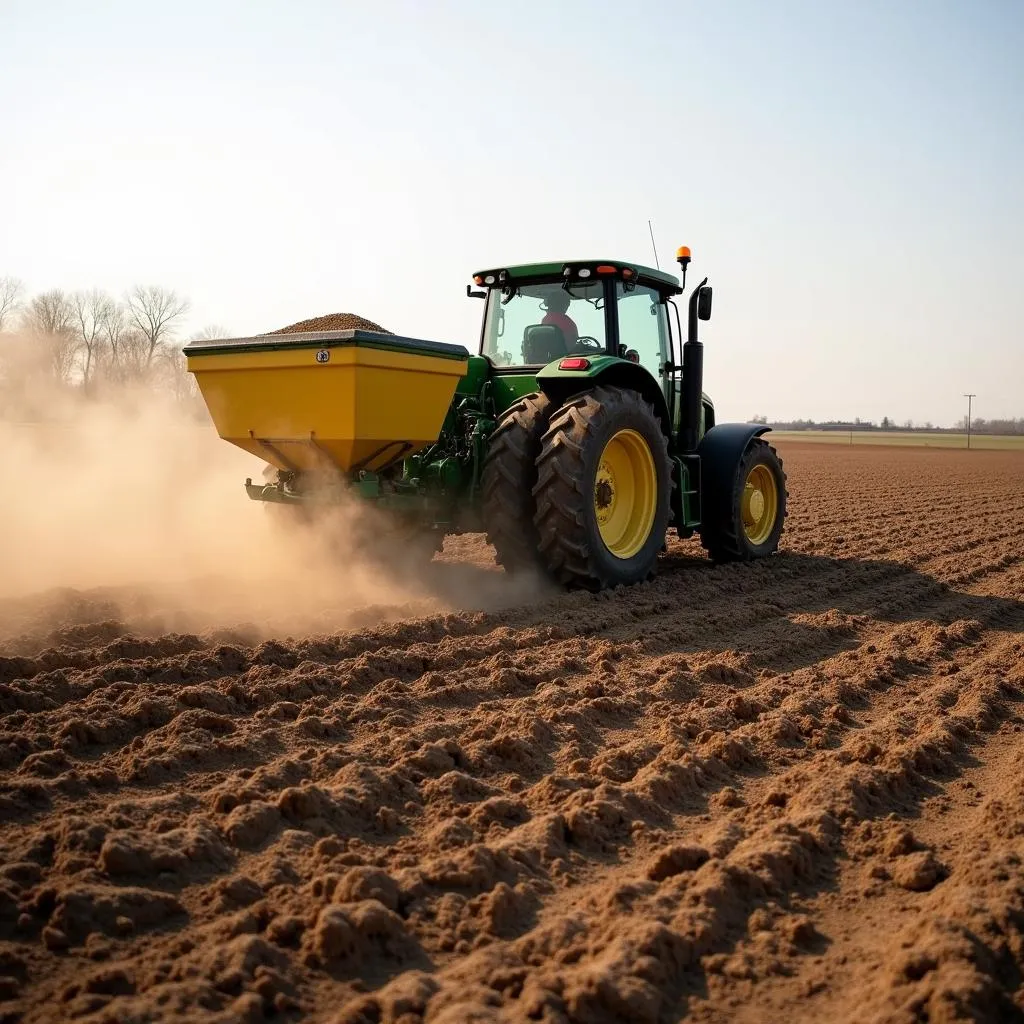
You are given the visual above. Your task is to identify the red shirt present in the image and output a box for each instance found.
[542,311,578,346]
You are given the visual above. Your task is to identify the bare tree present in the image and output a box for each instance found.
[98,324,150,386]
[0,277,23,332]
[121,330,155,382]
[23,288,74,336]
[22,289,78,383]
[160,348,196,405]
[99,301,128,379]
[71,289,115,391]
[159,324,230,406]
[126,285,190,372]
[189,324,231,342]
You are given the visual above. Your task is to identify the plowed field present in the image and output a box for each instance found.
[2,442,1023,1024]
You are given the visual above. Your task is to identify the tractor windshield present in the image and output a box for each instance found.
[481,281,607,366]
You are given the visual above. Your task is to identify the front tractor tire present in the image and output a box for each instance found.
[532,386,672,590]
[699,438,787,562]
[482,392,554,572]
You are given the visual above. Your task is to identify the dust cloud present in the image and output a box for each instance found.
[0,378,454,636]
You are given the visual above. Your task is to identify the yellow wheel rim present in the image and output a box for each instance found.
[593,429,657,559]
[742,463,779,545]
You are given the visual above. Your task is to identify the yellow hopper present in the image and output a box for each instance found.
[184,330,470,474]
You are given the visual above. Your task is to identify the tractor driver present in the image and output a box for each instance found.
[541,288,579,349]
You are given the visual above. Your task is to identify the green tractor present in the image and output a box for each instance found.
[185,247,786,590]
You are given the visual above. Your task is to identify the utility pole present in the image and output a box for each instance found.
[963,393,976,449]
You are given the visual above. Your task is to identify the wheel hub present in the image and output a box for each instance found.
[593,429,657,559]
[747,488,765,522]
[742,464,779,545]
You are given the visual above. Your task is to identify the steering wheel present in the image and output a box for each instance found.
[572,336,603,353]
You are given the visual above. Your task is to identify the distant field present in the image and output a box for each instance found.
[772,429,1024,451]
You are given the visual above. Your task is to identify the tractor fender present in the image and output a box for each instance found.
[696,423,771,522]
[536,357,671,434]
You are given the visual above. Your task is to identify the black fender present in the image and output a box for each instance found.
[696,422,771,523]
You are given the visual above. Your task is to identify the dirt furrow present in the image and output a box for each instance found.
[1,442,1023,1023]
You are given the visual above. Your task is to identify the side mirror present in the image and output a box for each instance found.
[466,285,486,299]
[697,286,713,321]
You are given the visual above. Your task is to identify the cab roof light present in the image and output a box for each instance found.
[595,264,617,274]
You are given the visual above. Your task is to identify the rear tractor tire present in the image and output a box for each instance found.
[481,392,554,573]
[699,438,787,562]
[532,386,672,590]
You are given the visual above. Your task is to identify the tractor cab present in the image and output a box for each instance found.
[472,261,683,386]
[470,257,712,446]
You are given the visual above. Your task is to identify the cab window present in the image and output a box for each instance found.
[615,283,669,380]
[482,281,606,366]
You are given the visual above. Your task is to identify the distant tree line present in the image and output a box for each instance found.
[0,274,227,415]
[749,414,1024,436]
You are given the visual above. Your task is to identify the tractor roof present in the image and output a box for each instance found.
[471,260,681,292]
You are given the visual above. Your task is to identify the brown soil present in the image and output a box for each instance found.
[1,442,1023,1023]
[264,315,392,336]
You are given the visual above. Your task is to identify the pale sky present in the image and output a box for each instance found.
[2,0,1022,425]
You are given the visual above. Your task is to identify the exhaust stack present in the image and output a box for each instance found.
[676,246,712,453]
